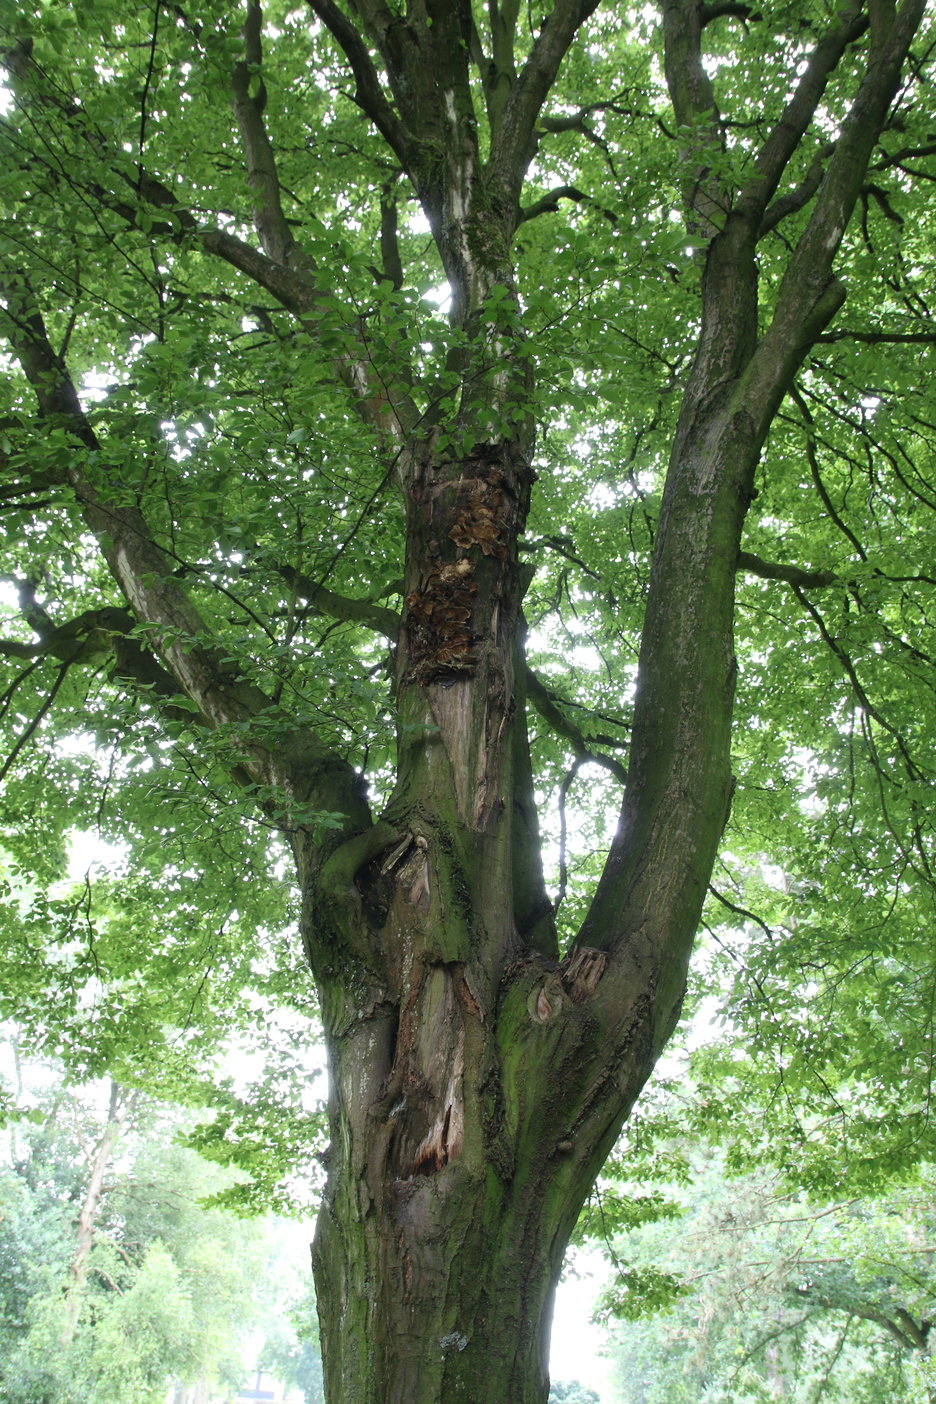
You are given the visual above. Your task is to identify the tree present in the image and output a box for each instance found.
[0,1058,298,1404]
[548,1382,601,1404]
[599,1148,936,1404]
[0,1,933,1401]
[261,1274,327,1404]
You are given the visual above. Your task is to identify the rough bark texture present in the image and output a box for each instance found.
[0,1,926,1399]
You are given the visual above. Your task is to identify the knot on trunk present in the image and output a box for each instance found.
[379,830,431,912]
[528,947,608,1022]
[561,946,608,1003]
[529,973,564,1022]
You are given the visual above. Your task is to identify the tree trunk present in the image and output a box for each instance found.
[303,401,750,1401]
[60,1082,136,1346]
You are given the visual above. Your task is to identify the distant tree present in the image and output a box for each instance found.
[599,1145,936,1404]
[261,1275,327,1404]
[549,1381,601,1404]
[0,1061,295,1404]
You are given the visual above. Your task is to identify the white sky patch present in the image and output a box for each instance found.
[551,1247,614,1398]
[67,829,130,880]
[422,280,452,314]
[79,368,115,404]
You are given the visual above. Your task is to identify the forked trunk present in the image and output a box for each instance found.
[302,434,642,1403]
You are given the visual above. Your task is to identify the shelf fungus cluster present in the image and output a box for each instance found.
[404,451,519,684]
[405,557,478,683]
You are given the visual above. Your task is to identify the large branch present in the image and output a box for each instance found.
[758,142,836,237]
[321,0,476,163]
[735,4,867,231]
[488,0,600,206]
[737,551,838,589]
[817,327,936,344]
[560,0,927,1152]
[0,579,198,715]
[0,276,370,843]
[277,564,401,641]
[0,278,261,729]
[741,0,927,439]
[304,0,411,167]
[1,37,319,314]
[231,1,304,266]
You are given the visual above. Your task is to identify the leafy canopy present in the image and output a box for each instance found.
[0,0,933,1194]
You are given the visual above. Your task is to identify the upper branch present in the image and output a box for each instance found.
[700,1,756,21]
[484,0,521,140]
[232,0,300,265]
[488,0,600,208]
[741,0,927,438]
[304,0,411,167]
[2,35,417,440]
[525,668,628,783]
[661,0,726,234]
[736,3,867,232]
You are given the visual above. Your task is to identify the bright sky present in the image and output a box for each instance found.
[551,1249,614,1398]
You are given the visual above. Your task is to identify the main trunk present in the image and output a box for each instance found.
[298,424,649,1402]
[305,861,644,1404]
[307,434,529,1401]
[309,981,571,1404]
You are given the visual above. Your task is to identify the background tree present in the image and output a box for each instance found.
[548,1382,601,1404]
[0,1053,310,1404]
[261,1274,327,1404]
[0,1,933,1401]
[597,1142,936,1403]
